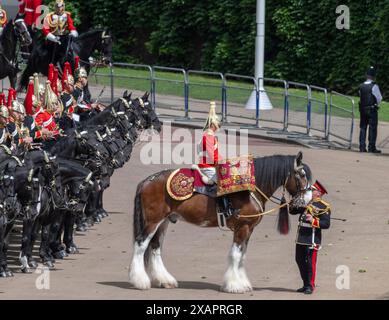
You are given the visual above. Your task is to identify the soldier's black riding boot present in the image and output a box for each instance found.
[217,196,238,218]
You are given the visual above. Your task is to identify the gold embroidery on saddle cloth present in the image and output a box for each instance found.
[166,169,195,201]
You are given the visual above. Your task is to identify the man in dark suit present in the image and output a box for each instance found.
[359,66,383,153]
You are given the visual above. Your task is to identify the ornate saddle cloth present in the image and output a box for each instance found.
[217,154,256,197]
[167,168,217,201]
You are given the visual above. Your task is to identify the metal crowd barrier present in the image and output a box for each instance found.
[87,62,355,147]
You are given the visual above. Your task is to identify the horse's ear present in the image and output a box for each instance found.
[142,92,150,101]
[123,90,128,98]
[128,92,132,99]
[296,151,303,167]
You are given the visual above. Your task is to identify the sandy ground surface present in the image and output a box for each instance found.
[0,127,388,300]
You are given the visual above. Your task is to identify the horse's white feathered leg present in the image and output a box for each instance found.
[128,221,162,290]
[147,247,178,288]
[221,243,252,293]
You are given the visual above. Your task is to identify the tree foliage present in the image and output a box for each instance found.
[63,0,389,97]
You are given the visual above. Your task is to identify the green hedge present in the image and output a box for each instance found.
[48,1,389,100]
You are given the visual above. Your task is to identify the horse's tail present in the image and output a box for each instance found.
[277,195,290,235]
[133,181,146,244]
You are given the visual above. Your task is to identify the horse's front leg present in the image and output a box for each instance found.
[20,218,35,273]
[222,224,253,293]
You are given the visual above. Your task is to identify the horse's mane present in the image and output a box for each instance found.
[254,155,312,194]
[50,135,74,154]
[76,29,104,41]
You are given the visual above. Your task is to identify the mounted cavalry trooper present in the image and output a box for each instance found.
[33,80,62,146]
[17,0,42,33]
[17,0,42,58]
[291,180,331,295]
[42,0,78,63]
[0,93,10,146]
[58,62,77,130]
[72,65,94,122]
[0,5,7,36]
[6,88,19,149]
[197,101,235,217]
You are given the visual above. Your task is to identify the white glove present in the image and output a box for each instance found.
[47,33,61,44]
[70,30,79,38]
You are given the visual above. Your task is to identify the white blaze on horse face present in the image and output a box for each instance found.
[222,243,252,293]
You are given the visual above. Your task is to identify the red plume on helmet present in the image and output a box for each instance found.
[48,63,55,84]
[62,62,72,88]
[7,88,17,109]
[53,68,59,95]
[24,77,35,116]
[0,93,5,106]
[74,56,80,70]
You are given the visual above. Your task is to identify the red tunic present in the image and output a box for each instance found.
[42,12,76,37]
[18,0,41,26]
[198,130,221,168]
[33,108,60,139]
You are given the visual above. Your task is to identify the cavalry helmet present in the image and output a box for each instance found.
[203,101,220,131]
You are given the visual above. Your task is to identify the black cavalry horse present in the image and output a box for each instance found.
[19,29,113,89]
[0,19,32,88]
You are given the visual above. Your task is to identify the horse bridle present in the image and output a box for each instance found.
[14,19,32,47]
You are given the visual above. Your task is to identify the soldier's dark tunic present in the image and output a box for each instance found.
[291,198,331,291]
[59,92,77,131]
[359,81,379,151]
[73,85,94,122]
[6,122,19,147]
[0,126,10,147]
[24,115,37,139]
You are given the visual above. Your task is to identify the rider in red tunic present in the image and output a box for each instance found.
[42,0,78,44]
[197,101,221,182]
[17,0,42,31]
[196,102,235,217]
[33,80,61,141]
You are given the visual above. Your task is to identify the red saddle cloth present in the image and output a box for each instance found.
[217,154,256,196]
[167,168,216,201]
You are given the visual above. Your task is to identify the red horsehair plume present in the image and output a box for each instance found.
[7,88,17,109]
[24,77,35,116]
[53,68,59,95]
[74,56,80,70]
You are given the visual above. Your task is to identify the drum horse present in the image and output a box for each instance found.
[128,148,313,293]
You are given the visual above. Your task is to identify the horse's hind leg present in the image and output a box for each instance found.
[145,220,178,289]
[129,220,164,290]
[222,224,253,293]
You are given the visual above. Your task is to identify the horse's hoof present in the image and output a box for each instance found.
[44,261,55,269]
[21,267,31,274]
[53,250,67,259]
[76,225,86,232]
[5,270,14,277]
[93,216,101,223]
[29,260,38,269]
[161,282,178,289]
[66,246,79,254]
[0,271,7,277]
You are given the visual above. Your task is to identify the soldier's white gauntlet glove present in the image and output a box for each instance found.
[70,30,78,38]
[47,33,61,44]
